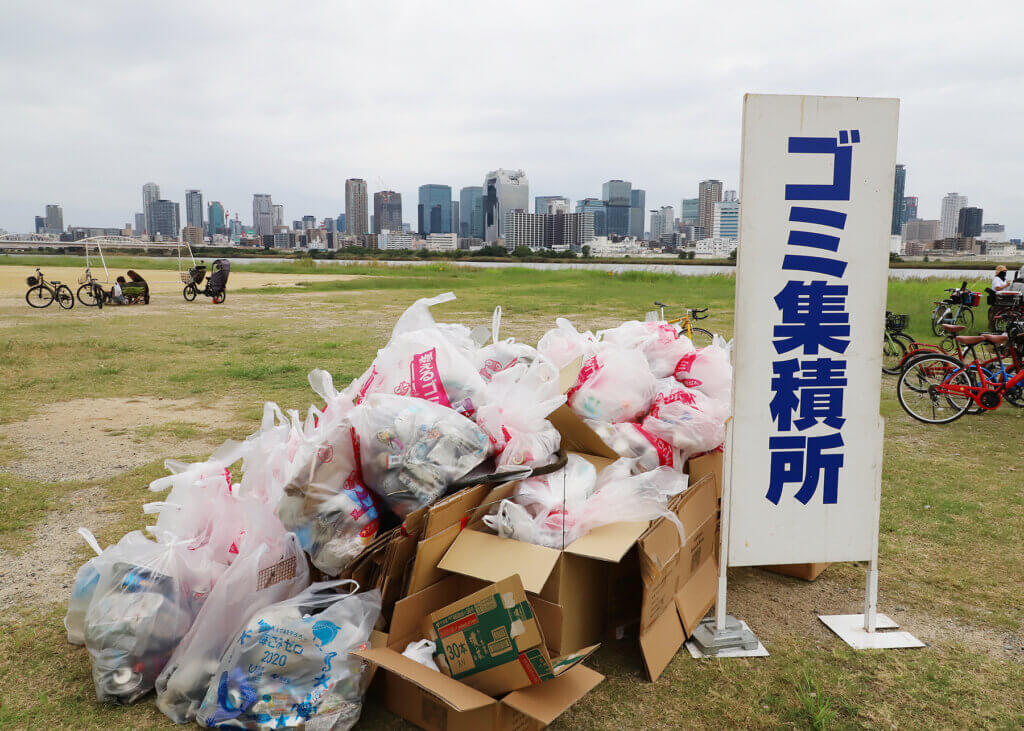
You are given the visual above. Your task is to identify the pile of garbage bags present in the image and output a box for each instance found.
[65,292,731,728]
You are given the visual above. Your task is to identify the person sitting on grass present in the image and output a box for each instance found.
[110,276,126,304]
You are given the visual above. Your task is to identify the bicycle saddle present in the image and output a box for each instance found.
[940,324,966,333]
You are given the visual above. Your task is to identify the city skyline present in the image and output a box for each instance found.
[1,2,1022,237]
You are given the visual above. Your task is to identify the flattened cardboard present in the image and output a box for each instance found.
[440,529,563,594]
[408,523,462,594]
[424,484,490,538]
[686,450,723,499]
[761,562,830,581]
[638,604,686,681]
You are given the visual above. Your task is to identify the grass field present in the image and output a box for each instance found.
[0,257,1021,729]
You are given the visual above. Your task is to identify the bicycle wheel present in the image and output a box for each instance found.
[893,332,915,351]
[183,284,197,301]
[897,354,973,424]
[77,283,99,306]
[26,285,54,308]
[882,334,907,375]
[990,309,1014,333]
[930,306,948,336]
[57,285,74,309]
[95,284,104,310]
[955,307,974,333]
[688,327,712,348]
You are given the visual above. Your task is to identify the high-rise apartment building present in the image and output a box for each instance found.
[182,225,203,248]
[649,209,669,240]
[252,194,274,236]
[185,189,203,230]
[601,180,632,236]
[576,198,607,237]
[629,189,646,238]
[901,196,918,225]
[44,204,63,234]
[345,179,369,236]
[142,182,160,235]
[698,180,723,242]
[272,204,284,229]
[503,211,594,250]
[373,190,403,233]
[957,206,983,237]
[483,169,529,242]
[460,186,484,239]
[149,199,180,238]
[891,165,906,235]
[902,219,940,245]
[417,184,452,235]
[713,200,740,239]
[208,201,225,235]
[940,193,968,238]
[723,190,738,202]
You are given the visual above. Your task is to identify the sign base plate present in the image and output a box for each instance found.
[819,613,924,650]
[687,616,769,658]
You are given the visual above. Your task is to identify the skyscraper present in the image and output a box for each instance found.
[44,204,63,234]
[901,196,918,225]
[134,212,145,236]
[483,169,529,242]
[535,195,570,216]
[940,193,968,238]
[337,213,346,233]
[149,199,180,238]
[698,180,723,241]
[373,191,403,233]
[650,206,675,240]
[252,194,274,236]
[208,201,225,235]
[891,165,906,235]
[34,216,45,233]
[142,182,160,235]
[272,204,284,229]
[723,190,738,202]
[713,200,741,239]
[417,184,452,235]
[460,186,484,239]
[345,179,368,235]
[185,189,203,230]
[576,198,607,237]
[302,215,316,230]
[957,207,983,237]
[680,198,699,226]
[601,180,632,236]
[451,201,460,237]
[629,189,645,238]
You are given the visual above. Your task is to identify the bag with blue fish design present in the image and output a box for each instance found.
[195,580,381,731]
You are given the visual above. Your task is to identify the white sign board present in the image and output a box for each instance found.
[727,94,899,566]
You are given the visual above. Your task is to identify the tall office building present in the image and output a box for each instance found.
[576,198,607,237]
[891,165,906,235]
[417,184,452,235]
[483,169,529,242]
[535,195,570,216]
[451,201,460,236]
[185,189,203,230]
[142,182,160,235]
[252,194,274,236]
[601,180,632,236]
[345,179,368,235]
[34,216,45,233]
[629,189,646,238]
[713,200,741,239]
[337,213,346,233]
[272,204,284,229]
[957,207,983,237]
[680,197,699,226]
[373,190,403,233]
[650,206,675,240]
[698,180,723,242]
[300,215,315,230]
[940,193,968,238]
[901,196,918,225]
[134,212,146,237]
[207,202,225,235]
[723,190,738,202]
[460,186,484,239]
[149,199,180,238]
[44,204,63,233]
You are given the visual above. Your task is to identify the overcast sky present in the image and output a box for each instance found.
[2,1,1022,236]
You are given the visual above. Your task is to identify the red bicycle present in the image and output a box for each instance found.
[897,326,1024,423]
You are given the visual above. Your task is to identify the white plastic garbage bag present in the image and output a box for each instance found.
[642,380,729,458]
[537,317,597,370]
[474,306,545,382]
[349,394,489,517]
[598,320,695,378]
[584,420,681,471]
[155,534,310,724]
[195,581,381,731]
[672,334,733,404]
[566,345,657,423]
[234,402,301,504]
[401,639,440,672]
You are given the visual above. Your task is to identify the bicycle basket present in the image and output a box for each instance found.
[180,271,193,284]
[26,276,38,287]
[886,312,908,331]
[969,292,981,307]
[78,272,91,285]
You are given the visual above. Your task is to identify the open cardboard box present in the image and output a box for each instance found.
[439,403,721,680]
[355,574,603,731]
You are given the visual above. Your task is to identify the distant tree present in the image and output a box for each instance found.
[727,249,738,261]
[582,245,591,258]
[889,252,903,262]
[923,254,930,262]
[512,245,533,257]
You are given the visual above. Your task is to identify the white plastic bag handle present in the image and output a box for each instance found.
[308,369,338,403]
[491,306,502,344]
[77,527,103,556]
[262,402,286,430]
[143,501,181,514]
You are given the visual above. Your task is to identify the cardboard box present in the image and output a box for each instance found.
[761,562,830,581]
[425,575,598,696]
[355,575,603,731]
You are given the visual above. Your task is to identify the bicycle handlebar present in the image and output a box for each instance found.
[689,307,709,320]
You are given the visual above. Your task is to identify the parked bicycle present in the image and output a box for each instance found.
[76,267,105,309]
[897,323,1024,423]
[25,268,74,309]
[984,287,1024,332]
[929,281,978,336]
[653,301,713,347]
[882,311,914,375]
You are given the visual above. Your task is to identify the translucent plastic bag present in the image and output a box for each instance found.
[566,345,657,423]
[537,318,597,370]
[234,402,301,504]
[84,534,216,704]
[672,334,733,405]
[350,394,489,517]
[475,360,565,468]
[584,419,681,471]
[402,639,440,672]
[195,581,381,731]
[513,454,597,521]
[155,535,310,724]
[474,306,545,382]
[642,380,729,458]
[598,320,695,378]
[352,328,487,417]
